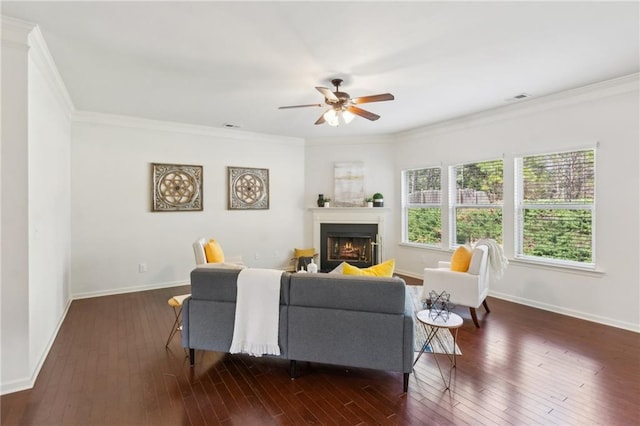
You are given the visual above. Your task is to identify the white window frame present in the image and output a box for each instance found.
[402,166,443,247]
[514,148,596,268]
[449,159,504,249]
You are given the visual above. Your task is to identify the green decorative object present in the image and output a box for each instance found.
[373,193,384,207]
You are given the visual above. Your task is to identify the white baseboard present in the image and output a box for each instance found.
[1,298,73,395]
[490,291,640,333]
[72,280,188,300]
[395,268,638,333]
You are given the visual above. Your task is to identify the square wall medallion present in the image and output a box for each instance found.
[152,163,203,211]
[228,166,269,210]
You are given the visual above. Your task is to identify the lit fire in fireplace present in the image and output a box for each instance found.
[328,237,372,263]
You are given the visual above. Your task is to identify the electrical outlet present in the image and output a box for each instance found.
[139,263,148,273]
[254,252,260,260]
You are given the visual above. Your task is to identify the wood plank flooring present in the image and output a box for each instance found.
[2,278,639,425]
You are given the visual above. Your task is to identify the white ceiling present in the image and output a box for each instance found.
[2,1,639,139]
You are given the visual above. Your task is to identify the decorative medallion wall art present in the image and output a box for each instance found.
[228,166,269,210]
[152,163,203,211]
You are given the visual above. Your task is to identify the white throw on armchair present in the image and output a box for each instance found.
[422,245,490,327]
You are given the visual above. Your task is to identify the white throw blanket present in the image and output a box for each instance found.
[475,238,509,281]
[229,268,283,357]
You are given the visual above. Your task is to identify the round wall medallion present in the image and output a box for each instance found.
[158,170,199,206]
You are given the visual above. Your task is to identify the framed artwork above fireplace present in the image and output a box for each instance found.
[333,161,365,207]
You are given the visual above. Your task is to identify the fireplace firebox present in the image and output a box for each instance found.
[320,223,379,272]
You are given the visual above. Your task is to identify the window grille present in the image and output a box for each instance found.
[450,159,504,246]
[515,149,595,265]
[402,167,442,246]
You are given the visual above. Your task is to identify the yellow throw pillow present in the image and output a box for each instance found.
[294,248,316,258]
[450,246,472,272]
[204,239,225,263]
[343,259,396,277]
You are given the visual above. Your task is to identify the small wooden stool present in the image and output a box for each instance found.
[166,293,190,347]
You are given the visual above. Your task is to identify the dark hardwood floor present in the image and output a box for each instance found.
[2,277,639,425]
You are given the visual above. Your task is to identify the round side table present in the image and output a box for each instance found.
[413,309,463,390]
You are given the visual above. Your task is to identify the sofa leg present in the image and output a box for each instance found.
[290,360,297,379]
[469,307,480,328]
[482,299,491,313]
[189,348,195,366]
[403,373,409,392]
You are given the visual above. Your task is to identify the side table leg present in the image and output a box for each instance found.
[413,325,438,367]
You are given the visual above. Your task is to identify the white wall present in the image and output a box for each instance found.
[1,19,72,394]
[304,135,397,259]
[393,76,639,331]
[1,17,32,394]
[70,116,306,298]
[27,28,72,381]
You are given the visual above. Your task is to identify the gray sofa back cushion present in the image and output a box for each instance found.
[190,267,291,304]
[289,273,406,314]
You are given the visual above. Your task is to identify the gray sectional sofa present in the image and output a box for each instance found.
[182,267,415,392]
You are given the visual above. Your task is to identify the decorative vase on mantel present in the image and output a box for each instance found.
[373,193,384,207]
[317,194,325,207]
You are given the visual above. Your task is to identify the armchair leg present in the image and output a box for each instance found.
[403,373,409,392]
[189,348,195,366]
[469,307,480,328]
[482,299,491,313]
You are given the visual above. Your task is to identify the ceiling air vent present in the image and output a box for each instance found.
[505,92,531,103]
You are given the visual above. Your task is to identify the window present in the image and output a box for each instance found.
[516,149,595,265]
[450,159,503,246]
[403,167,442,246]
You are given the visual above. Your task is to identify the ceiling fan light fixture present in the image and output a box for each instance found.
[341,109,355,124]
[323,109,339,126]
[323,108,354,127]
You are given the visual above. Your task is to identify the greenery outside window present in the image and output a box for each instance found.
[515,149,595,266]
[450,159,503,246]
[403,167,442,246]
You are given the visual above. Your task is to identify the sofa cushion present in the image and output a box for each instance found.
[289,273,406,315]
[190,267,290,304]
[342,259,395,277]
[328,262,347,274]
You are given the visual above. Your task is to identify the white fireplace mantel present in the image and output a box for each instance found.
[311,208,389,266]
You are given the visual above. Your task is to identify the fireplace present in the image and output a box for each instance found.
[320,223,379,272]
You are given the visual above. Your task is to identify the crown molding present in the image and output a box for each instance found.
[71,110,305,145]
[399,73,640,140]
[1,15,74,117]
[306,133,396,146]
[1,15,34,47]
[27,25,75,117]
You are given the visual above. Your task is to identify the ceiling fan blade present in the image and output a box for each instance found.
[347,106,380,121]
[351,93,395,104]
[314,113,326,125]
[278,103,323,109]
[316,86,339,102]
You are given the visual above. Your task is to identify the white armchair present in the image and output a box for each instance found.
[422,245,490,327]
[192,238,244,267]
